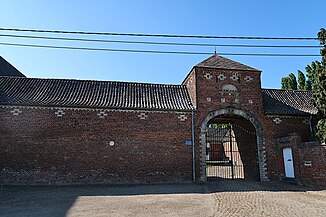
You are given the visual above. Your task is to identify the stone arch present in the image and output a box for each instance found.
[221,84,238,92]
[199,108,269,182]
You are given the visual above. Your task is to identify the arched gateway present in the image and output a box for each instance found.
[199,108,269,182]
[182,54,272,182]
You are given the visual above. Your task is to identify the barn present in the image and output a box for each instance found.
[1,55,325,186]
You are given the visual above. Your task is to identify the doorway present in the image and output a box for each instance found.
[283,148,295,178]
[205,116,259,181]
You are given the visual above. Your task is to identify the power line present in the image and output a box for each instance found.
[0,33,322,48]
[0,41,321,56]
[0,27,318,40]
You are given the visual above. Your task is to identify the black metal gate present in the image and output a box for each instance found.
[206,123,257,180]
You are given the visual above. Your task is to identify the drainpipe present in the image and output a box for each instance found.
[192,109,196,183]
[309,115,314,140]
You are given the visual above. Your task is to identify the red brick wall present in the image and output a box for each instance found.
[192,67,264,118]
[275,134,326,187]
[299,143,326,187]
[0,65,321,185]
[0,107,193,184]
[183,68,197,109]
[263,117,313,180]
[186,67,266,180]
[186,66,315,182]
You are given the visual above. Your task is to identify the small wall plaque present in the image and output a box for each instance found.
[304,161,312,166]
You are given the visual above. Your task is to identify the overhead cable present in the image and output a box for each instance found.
[0,42,321,56]
[0,33,322,48]
[0,27,318,40]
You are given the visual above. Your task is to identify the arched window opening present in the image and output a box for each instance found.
[221,84,238,92]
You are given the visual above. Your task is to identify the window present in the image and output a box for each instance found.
[221,84,238,92]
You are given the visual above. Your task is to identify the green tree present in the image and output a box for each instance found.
[281,62,321,91]
[297,70,306,90]
[314,28,326,143]
[279,29,326,142]
[305,61,322,90]
[288,73,297,90]
[281,77,291,89]
[281,73,298,90]
[305,79,312,91]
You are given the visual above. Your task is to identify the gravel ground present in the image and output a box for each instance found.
[1,181,325,217]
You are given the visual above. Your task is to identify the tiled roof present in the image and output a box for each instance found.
[196,55,261,72]
[0,77,194,111]
[0,56,26,77]
[262,89,318,116]
[206,128,229,142]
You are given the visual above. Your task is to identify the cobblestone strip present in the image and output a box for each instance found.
[208,181,326,217]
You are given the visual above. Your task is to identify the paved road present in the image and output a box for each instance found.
[1,181,326,217]
[208,181,326,217]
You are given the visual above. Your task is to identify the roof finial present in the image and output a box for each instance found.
[214,46,217,56]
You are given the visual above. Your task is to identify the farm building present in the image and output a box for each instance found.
[0,55,325,186]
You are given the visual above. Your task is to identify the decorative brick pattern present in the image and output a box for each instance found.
[10,108,22,116]
[204,73,212,80]
[244,76,253,82]
[206,97,212,102]
[273,117,282,124]
[178,114,187,121]
[230,74,239,81]
[55,109,65,117]
[97,111,108,119]
[217,74,226,81]
[303,118,309,125]
[138,112,148,120]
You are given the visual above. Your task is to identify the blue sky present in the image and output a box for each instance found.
[0,0,324,88]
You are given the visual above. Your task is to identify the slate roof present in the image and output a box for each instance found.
[0,56,26,77]
[262,89,318,116]
[195,55,261,72]
[0,77,194,111]
[206,128,229,143]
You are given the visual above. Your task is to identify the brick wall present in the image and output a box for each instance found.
[264,117,313,180]
[299,142,326,187]
[190,67,264,118]
[183,68,197,109]
[185,66,268,181]
[0,106,193,184]
[186,66,315,182]
[275,134,326,187]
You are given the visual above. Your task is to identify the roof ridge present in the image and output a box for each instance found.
[0,76,185,87]
[195,54,261,72]
[262,88,313,93]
